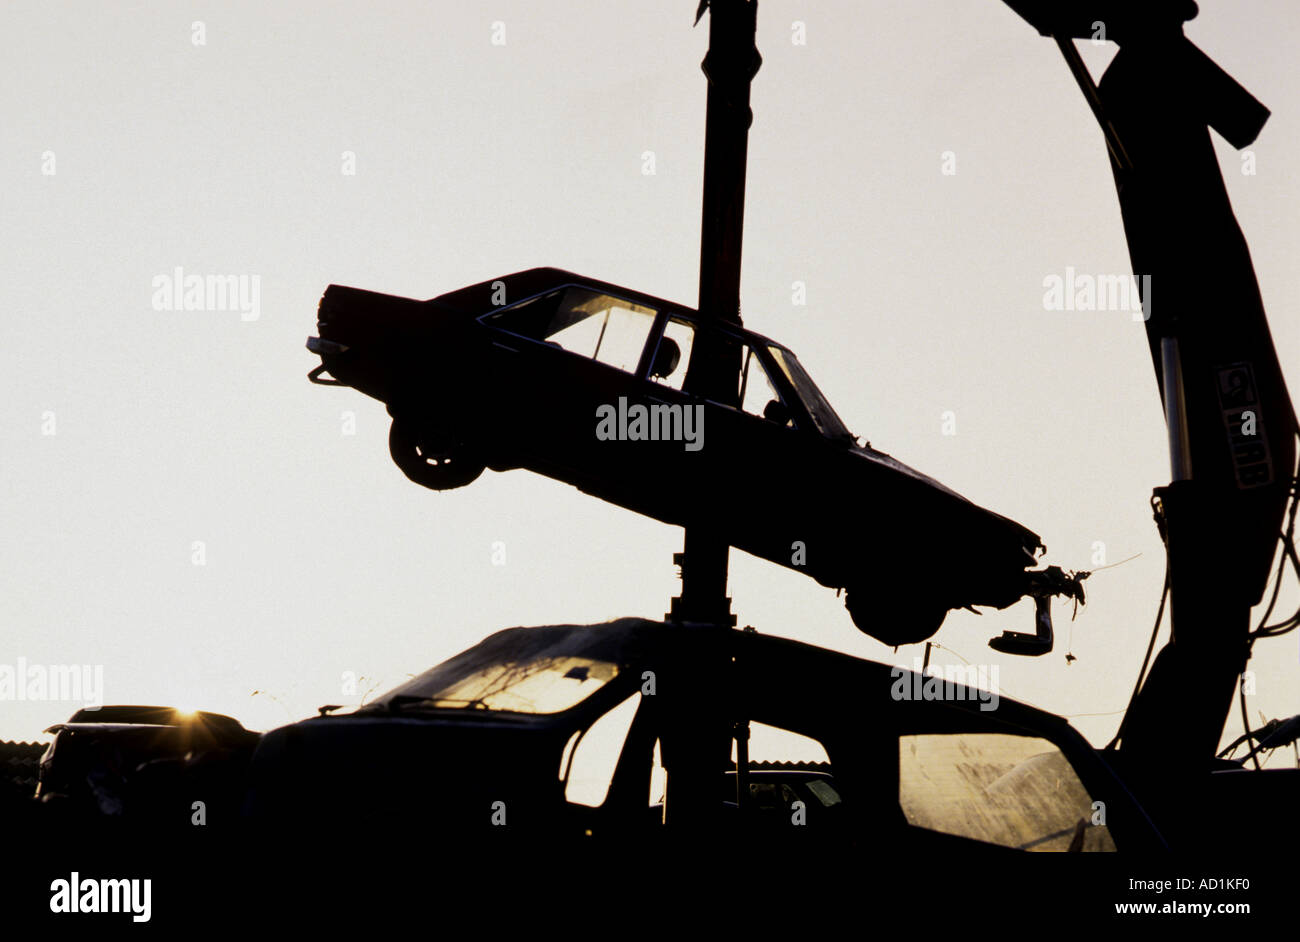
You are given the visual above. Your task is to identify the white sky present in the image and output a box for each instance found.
[2,1,1297,761]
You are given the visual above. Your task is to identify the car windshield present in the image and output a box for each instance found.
[378,654,620,715]
[766,345,854,441]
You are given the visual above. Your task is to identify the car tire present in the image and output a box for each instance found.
[844,587,948,646]
[388,417,486,491]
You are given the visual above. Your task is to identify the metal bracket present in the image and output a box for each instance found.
[989,595,1055,657]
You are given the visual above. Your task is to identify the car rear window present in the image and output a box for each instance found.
[899,732,1116,851]
[484,287,657,373]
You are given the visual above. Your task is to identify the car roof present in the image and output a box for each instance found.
[364,618,1069,737]
[363,617,664,712]
[436,267,789,347]
[45,723,178,735]
[55,706,252,738]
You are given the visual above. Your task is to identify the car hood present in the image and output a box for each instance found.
[849,439,1043,552]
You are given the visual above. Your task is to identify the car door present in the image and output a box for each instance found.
[732,632,1166,854]
[668,326,813,566]
[477,284,660,494]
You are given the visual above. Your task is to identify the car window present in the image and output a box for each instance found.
[563,693,640,808]
[483,286,656,374]
[546,309,605,356]
[648,721,838,826]
[727,721,838,827]
[592,306,654,372]
[648,318,695,390]
[899,732,1116,852]
[766,345,853,440]
[383,654,620,715]
[741,720,830,765]
[649,738,667,819]
[740,347,793,427]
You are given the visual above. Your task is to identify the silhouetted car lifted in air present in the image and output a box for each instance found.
[308,268,1056,645]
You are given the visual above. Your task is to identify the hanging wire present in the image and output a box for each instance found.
[1104,494,1171,752]
[1235,448,1300,769]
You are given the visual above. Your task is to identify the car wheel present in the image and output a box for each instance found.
[388,417,485,491]
[844,587,948,646]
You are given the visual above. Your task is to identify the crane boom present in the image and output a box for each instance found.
[1000,1,1298,796]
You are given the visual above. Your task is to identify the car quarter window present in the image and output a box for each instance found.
[481,286,656,374]
[740,346,794,427]
[898,732,1116,852]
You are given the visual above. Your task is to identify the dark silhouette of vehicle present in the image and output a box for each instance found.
[308,268,1046,644]
[36,705,260,822]
[243,618,1165,853]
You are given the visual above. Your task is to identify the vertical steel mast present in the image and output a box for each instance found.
[661,0,761,830]
[669,0,761,629]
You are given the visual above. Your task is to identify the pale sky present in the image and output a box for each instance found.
[2,1,1297,762]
